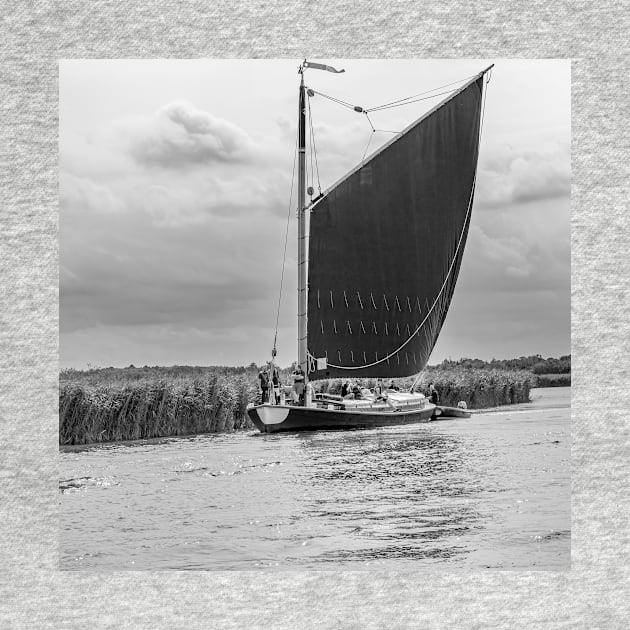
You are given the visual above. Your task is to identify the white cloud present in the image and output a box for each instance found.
[119,101,257,168]
[476,136,570,208]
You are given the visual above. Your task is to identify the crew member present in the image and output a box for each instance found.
[292,364,305,405]
[271,364,280,403]
[258,366,270,403]
[428,383,439,405]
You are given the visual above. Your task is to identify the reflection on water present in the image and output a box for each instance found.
[60,387,570,571]
[293,431,484,564]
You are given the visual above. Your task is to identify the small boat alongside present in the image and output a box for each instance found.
[435,405,472,419]
[247,60,492,434]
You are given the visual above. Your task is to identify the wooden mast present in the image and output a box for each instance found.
[297,63,308,393]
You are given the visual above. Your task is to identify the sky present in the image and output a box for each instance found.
[59,59,570,370]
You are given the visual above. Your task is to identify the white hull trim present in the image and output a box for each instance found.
[257,406,291,425]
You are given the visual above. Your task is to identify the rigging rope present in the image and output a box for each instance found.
[307,93,322,195]
[308,72,479,117]
[360,112,401,162]
[365,73,479,112]
[308,72,479,167]
[272,132,299,356]
[364,89,462,113]
[307,89,355,110]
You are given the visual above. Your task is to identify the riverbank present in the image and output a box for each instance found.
[59,366,536,446]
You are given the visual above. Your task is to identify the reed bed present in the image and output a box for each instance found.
[315,368,534,409]
[534,373,571,388]
[59,374,256,445]
[60,366,535,445]
[415,368,534,408]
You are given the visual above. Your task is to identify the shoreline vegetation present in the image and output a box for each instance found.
[59,355,570,446]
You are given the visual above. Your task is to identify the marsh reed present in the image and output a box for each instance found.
[59,374,256,445]
[315,368,534,409]
[60,366,534,445]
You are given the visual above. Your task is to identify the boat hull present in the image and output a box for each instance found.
[247,403,436,434]
[436,405,472,418]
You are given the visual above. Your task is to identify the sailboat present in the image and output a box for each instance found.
[248,60,492,433]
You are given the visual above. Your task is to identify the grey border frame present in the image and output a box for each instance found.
[2,2,629,627]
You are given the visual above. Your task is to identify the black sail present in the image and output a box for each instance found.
[307,76,484,380]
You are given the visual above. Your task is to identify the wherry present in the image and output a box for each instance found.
[248,60,492,433]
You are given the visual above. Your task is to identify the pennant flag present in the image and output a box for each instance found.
[304,61,345,73]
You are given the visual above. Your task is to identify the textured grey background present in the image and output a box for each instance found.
[1,1,629,628]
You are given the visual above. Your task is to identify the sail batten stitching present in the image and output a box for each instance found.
[324,172,478,371]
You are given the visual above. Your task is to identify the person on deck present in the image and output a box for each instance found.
[258,366,270,404]
[374,379,383,397]
[341,381,350,397]
[270,365,280,403]
[292,365,305,405]
[428,383,439,405]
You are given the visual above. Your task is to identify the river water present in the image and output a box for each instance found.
[59,387,570,571]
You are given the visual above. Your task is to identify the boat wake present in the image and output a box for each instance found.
[59,476,119,493]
